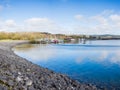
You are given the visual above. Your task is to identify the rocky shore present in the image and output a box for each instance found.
[0,41,100,90]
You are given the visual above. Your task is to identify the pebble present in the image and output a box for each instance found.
[16,76,23,82]
[0,42,100,90]
[26,80,32,86]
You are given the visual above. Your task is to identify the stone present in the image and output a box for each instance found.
[24,77,29,80]
[8,80,14,86]
[27,69,31,72]
[16,76,23,82]
[18,72,21,75]
[26,80,32,86]
[0,42,100,90]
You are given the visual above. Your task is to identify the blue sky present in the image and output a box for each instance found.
[0,0,120,34]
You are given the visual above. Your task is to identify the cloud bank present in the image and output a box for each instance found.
[0,10,120,35]
[73,10,120,34]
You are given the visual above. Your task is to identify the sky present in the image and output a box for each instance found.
[0,0,120,35]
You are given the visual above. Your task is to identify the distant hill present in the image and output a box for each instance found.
[90,35,120,40]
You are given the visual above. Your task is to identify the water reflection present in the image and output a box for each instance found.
[14,43,120,68]
[14,44,56,62]
[14,40,120,89]
[15,44,37,51]
[76,50,120,65]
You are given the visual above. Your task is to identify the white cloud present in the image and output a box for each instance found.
[0,10,120,34]
[74,15,83,20]
[24,18,53,26]
[110,14,120,22]
[0,19,18,32]
[0,17,65,33]
[23,18,63,33]
[91,15,108,25]
[73,11,120,35]
[109,14,120,28]
[5,20,16,27]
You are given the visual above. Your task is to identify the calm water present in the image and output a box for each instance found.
[14,40,120,89]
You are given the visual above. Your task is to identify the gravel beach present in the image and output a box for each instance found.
[0,41,100,90]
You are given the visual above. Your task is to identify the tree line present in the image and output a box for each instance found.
[0,32,67,40]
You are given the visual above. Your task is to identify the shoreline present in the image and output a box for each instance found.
[0,41,99,90]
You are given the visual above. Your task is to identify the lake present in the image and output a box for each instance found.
[13,40,120,89]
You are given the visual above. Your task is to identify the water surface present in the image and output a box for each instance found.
[14,40,120,89]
